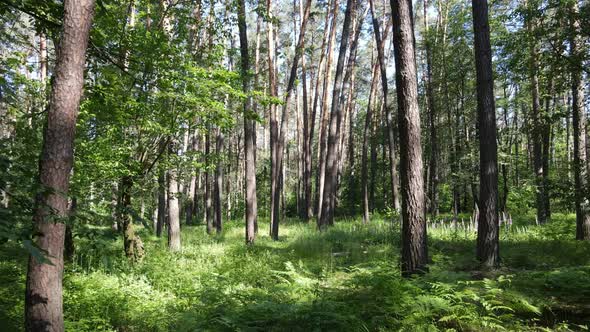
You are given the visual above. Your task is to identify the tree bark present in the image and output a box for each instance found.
[370,0,400,213]
[362,60,380,223]
[526,3,546,225]
[185,130,198,225]
[300,0,312,221]
[390,0,427,276]
[473,0,499,268]
[25,1,95,330]
[214,128,224,234]
[237,0,257,244]
[120,176,145,262]
[205,129,213,234]
[423,0,438,217]
[271,0,313,239]
[319,0,355,229]
[64,198,76,263]
[157,165,166,237]
[316,0,339,220]
[267,0,280,239]
[569,2,590,240]
[542,79,553,219]
[167,147,181,251]
[308,0,333,221]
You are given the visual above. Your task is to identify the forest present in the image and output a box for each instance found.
[1,0,590,330]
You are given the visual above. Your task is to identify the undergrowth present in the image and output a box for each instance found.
[1,214,589,331]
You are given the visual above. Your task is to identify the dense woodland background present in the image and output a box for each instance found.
[1,0,590,331]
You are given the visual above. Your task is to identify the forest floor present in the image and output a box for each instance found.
[1,214,590,331]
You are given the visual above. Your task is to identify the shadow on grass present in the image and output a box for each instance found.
[0,241,28,332]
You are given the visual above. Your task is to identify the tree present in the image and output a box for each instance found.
[157,166,166,237]
[361,59,380,224]
[424,0,439,217]
[167,148,181,251]
[316,0,339,220]
[472,0,499,268]
[319,0,355,229]
[270,0,312,239]
[24,0,95,330]
[369,0,400,215]
[390,0,428,276]
[214,127,224,234]
[569,1,590,241]
[525,0,548,225]
[237,0,257,244]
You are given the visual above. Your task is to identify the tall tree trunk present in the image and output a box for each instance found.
[362,60,380,223]
[267,0,280,239]
[111,182,120,231]
[569,2,590,240]
[336,4,366,216]
[25,1,95,330]
[369,0,400,214]
[369,102,379,211]
[167,147,181,251]
[205,129,213,234]
[526,3,546,225]
[39,33,47,84]
[423,0,438,217]
[64,197,76,263]
[214,128,224,234]
[473,0,499,268]
[300,0,312,221]
[237,0,257,244]
[309,0,333,220]
[390,0,427,276]
[271,0,313,239]
[316,0,339,219]
[157,165,166,237]
[542,78,553,220]
[185,130,197,225]
[319,0,355,229]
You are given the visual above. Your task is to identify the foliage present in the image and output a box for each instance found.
[2,217,590,331]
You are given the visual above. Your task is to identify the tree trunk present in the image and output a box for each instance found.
[271,0,313,239]
[319,0,355,229]
[362,60,380,223]
[121,176,144,261]
[370,0,399,214]
[64,198,76,263]
[336,4,365,216]
[423,0,438,217]
[111,182,119,231]
[157,165,166,237]
[267,0,280,239]
[542,79,553,220]
[316,0,339,220]
[39,33,47,84]
[205,129,213,234]
[237,0,257,244]
[526,3,546,225]
[214,128,224,234]
[186,130,198,225]
[309,0,334,220]
[569,2,590,240]
[390,0,427,276]
[167,148,181,251]
[25,1,95,330]
[300,0,312,221]
[473,0,499,268]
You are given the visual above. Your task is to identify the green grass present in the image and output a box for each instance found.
[1,214,589,331]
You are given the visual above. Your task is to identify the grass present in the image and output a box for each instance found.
[1,214,589,331]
